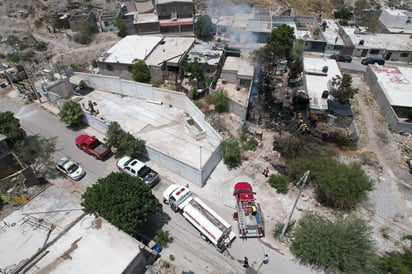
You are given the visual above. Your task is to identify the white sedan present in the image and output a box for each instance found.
[56,157,86,181]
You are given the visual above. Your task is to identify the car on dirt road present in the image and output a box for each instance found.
[117,156,160,187]
[330,54,352,63]
[56,157,85,180]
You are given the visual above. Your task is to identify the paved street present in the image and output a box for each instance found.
[0,92,316,274]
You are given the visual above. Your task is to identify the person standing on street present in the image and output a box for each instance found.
[243,256,249,268]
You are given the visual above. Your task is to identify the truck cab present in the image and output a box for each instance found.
[163,184,192,212]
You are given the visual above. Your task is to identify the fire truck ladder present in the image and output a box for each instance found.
[237,202,247,236]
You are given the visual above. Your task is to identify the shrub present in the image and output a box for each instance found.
[277,136,302,158]
[242,137,258,151]
[58,100,84,127]
[272,220,295,238]
[221,138,241,169]
[91,59,98,68]
[35,41,47,51]
[291,212,376,273]
[206,90,228,112]
[155,229,171,248]
[267,174,288,193]
[286,154,372,209]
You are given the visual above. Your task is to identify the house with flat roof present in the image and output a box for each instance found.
[156,0,195,34]
[97,35,194,82]
[214,54,254,119]
[97,35,163,80]
[0,184,158,273]
[186,42,225,76]
[377,33,412,63]
[338,26,386,57]
[303,57,342,112]
[379,7,412,34]
[364,65,412,132]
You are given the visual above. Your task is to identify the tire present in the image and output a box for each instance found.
[76,144,81,149]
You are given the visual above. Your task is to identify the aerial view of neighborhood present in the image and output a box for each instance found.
[1,0,412,273]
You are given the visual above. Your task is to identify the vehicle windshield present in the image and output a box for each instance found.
[124,158,133,166]
[89,140,100,149]
[67,163,80,174]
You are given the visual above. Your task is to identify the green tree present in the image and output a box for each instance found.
[267,24,296,62]
[0,111,27,149]
[195,15,214,38]
[81,172,161,235]
[15,134,57,173]
[287,154,372,209]
[105,121,125,150]
[206,90,228,112]
[291,212,376,273]
[114,20,127,38]
[221,138,242,169]
[105,121,146,157]
[73,21,93,45]
[335,5,353,20]
[119,132,147,158]
[183,59,206,84]
[355,0,370,10]
[59,100,84,127]
[330,74,358,103]
[131,59,151,83]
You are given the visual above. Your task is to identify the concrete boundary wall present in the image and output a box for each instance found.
[364,67,411,132]
[73,72,222,186]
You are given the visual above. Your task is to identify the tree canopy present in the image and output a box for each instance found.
[59,100,84,127]
[15,134,57,174]
[132,59,151,83]
[267,24,296,62]
[114,20,127,37]
[195,15,214,38]
[105,121,146,158]
[286,154,372,209]
[0,111,27,149]
[81,172,161,235]
[291,212,376,273]
[330,74,358,103]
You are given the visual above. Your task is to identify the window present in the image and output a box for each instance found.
[128,65,132,73]
[369,49,380,55]
[400,52,409,58]
[107,64,114,71]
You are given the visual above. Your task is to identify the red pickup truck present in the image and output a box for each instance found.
[75,134,111,159]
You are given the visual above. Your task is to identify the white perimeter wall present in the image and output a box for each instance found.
[74,72,222,186]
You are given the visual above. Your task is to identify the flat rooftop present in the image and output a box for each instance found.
[223,56,254,79]
[375,33,412,51]
[134,12,159,24]
[303,57,342,111]
[322,19,345,46]
[0,185,144,274]
[98,35,163,64]
[340,26,386,48]
[79,90,215,168]
[145,37,195,67]
[370,65,412,107]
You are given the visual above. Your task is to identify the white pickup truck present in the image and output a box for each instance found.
[163,184,236,253]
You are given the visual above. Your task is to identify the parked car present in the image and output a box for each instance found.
[330,54,352,63]
[407,159,412,174]
[361,57,385,65]
[117,156,160,187]
[75,134,111,160]
[56,157,85,180]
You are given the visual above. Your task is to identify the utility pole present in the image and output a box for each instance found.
[281,170,310,238]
